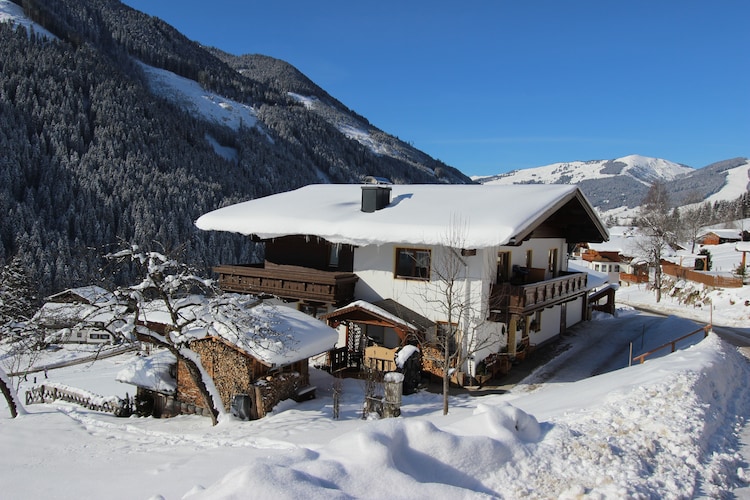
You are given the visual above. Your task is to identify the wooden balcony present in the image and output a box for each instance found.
[490,271,588,316]
[213,262,358,305]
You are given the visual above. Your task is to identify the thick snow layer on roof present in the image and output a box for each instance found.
[48,285,115,304]
[568,260,609,289]
[140,298,338,367]
[333,300,420,332]
[702,228,742,239]
[116,350,177,394]
[185,302,339,367]
[195,184,585,248]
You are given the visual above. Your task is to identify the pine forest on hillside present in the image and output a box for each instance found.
[0,0,467,298]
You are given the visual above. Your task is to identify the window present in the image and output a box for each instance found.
[496,251,511,283]
[525,249,533,268]
[395,248,431,280]
[299,302,327,318]
[328,243,341,268]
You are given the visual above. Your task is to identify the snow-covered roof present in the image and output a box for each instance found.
[140,298,338,367]
[195,184,608,248]
[568,261,609,289]
[116,350,177,394]
[701,229,741,240]
[324,300,421,332]
[33,301,123,328]
[47,285,115,305]
[588,232,641,256]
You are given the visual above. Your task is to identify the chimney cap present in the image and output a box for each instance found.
[363,175,392,185]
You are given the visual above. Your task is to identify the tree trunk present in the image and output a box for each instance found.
[145,335,222,426]
[654,266,662,303]
[0,368,20,418]
[179,353,221,426]
[442,343,450,415]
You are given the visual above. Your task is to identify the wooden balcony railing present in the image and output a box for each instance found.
[490,271,588,316]
[213,262,358,305]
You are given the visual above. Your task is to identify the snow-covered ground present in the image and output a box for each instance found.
[2,280,750,498]
[618,239,750,328]
[0,0,56,39]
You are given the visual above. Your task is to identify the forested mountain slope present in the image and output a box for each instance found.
[0,0,469,296]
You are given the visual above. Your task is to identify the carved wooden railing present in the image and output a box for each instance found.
[490,271,588,316]
[213,262,359,305]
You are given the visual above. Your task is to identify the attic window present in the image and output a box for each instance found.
[395,248,431,280]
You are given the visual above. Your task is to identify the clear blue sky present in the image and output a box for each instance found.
[122,0,748,177]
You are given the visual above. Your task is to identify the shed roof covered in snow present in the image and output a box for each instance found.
[139,298,339,367]
[195,184,608,248]
[47,285,115,305]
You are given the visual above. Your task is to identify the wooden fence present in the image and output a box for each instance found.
[25,384,132,417]
[631,325,711,365]
[662,263,742,288]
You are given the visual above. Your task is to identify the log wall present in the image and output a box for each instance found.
[176,338,311,418]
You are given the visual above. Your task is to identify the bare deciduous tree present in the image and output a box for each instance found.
[419,216,502,415]
[107,245,298,426]
[635,181,681,303]
[107,245,227,425]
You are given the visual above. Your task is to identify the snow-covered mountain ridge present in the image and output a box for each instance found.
[475,154,692,186]
[476,155,749,214]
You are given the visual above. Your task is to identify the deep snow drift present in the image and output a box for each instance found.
[2,303,749,499]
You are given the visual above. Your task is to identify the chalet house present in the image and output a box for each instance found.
[123,299,338,419]
[576,227,651,285]
[578,246,621,284]
[33,285,125,344]
[697,229,742,246]
[195,183,609,384]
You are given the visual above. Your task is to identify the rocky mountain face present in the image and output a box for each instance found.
[0,0,468,295]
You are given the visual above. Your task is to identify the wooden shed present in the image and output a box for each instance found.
[129,299,338,420]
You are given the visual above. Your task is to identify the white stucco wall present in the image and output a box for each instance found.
[566,297,584,327]
[350,237,579,377]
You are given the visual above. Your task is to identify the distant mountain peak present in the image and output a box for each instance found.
[476,155,747,214]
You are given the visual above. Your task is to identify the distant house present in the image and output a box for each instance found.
[33,285,124,344]
[578,245,621,284]
[578,227,650,285]
[196,183,608,385]
[698,229,742,246]
[123,299,338,419]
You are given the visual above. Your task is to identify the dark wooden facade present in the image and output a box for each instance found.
[265,235,355,272]
[214,262,358,305]
[214,236,358,305]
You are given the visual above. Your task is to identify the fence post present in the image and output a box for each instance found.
[628,343,633,367]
